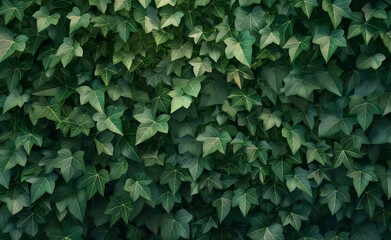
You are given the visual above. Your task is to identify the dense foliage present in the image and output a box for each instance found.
[1,0,391,239]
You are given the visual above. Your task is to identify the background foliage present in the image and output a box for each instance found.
[0,0,391,239]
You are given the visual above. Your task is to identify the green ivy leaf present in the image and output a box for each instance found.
[347,165,378,197]
[93,105,124,135]
[224,30,256,67]
[232,188,259,217]
[196,125,232,157]
[124,173,153,201]
[32,7,60,32]
[161,209,192,240]
[322,0,352,29]
[53,148,85,183]
[77,166,109,199]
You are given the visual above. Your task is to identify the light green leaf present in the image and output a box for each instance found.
[92,105,124,135]
[76,79,106,113]
[66,7,90,33]
[134,108,171,144]
[32,6,60,32]
[286,167,313,197]
[283,34,312,62]
[189,57,212,77]
[224,30,256,67]
[134,6,160,33]
[312,27,346,63]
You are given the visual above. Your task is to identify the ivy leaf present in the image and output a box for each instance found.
[3,189,30,215]
[306,140,331,165]
[15,125,42,155]
[77,166,109,199]
[169,40,193,61]
[116,17,137,42]
[0,27,28,63]
[283,34,312,62]
[285,167,313,197]
[155,0,176,8]
[157,191,181,213]
[0,170,10,188]
[356,50,385,70]
[124,173,153,201]
[3,87,29,113]
[279,205,309,231]
[25,173,58,203]
[114,0,132,11]
[53,149,85,183]
[95,131,114,156]
[161,209,192,240]
[259,109,282,131]
[349,95,381,130]
[134,6,160,33]
[293,0,319,18]
[55,187,87,222]
[89,0,112,13]
[56,37,83,67]
[347,12,381,45]
[318,114,356,137]
[159,8,184,28]
[224,30,256,67]
[189,57,212,77]
[234,6,265,33]
[32,7,60,32]
[334,142,361,170]
[320,184,350,215]
[95,63,117,86]
[134,108,170,144]
[93,106,124,135]
[247,213,284,240]
[66,7,90,33]
[259,26,280,49]
[375,166,391,199]
[76,80,106,113]
[282,123,305,154]
[322,0,352,29]
[228,88,262,111]
[160,164,188,194]
[232,188,259,217]
[196,125,232,157]
[312,27,346,63]
[0,0,27,24]
[104,196,133,226]
[347,165,378,197]
[0,141,27,171]
[212,191,232,223]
